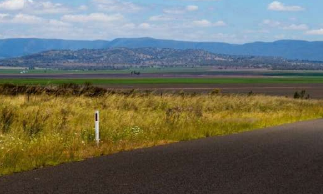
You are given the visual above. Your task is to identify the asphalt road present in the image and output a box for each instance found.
[1,119,323,194]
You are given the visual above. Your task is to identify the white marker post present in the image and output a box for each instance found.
[95,111,100,146]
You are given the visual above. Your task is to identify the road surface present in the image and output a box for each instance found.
[1,119,323,194]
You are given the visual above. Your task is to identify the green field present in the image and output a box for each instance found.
[2,77,323,85]
[4,68,323,77]
[0,67,211,74]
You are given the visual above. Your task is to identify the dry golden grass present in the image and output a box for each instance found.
[1,93,323,175]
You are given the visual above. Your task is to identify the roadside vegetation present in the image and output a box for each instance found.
[1,85,323,175]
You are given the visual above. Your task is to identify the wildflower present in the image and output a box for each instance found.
[130,126,143,136]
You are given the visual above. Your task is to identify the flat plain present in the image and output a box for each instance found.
[2,69,323,97]
[2,68,323,175]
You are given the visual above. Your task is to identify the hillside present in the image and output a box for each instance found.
[0,48,233,69]
[1,47,321,70]
[0,38,323,61]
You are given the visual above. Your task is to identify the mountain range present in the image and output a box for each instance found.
[0,37,323,61]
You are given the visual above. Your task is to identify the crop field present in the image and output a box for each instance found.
[3,77,323,85]
[3,67,323,76]
[1,91,323,175]
[0,67,211,75]
[2,75,323,97]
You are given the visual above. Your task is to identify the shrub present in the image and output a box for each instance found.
[210,88,221,95]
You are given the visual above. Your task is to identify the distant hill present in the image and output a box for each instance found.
[0,48,233,69]
[2,47,320,70]
[108,38,323,61]
[0,37,323,61]
[0,38,109,59]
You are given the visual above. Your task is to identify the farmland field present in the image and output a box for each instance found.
[3,77,323,85]
[3,69,323,98]
[4,67,323,76]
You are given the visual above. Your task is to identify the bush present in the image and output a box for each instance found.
[210,88,221,95]
[294,90,310,99]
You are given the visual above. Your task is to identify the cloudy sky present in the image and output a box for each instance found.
[0,0,321,43]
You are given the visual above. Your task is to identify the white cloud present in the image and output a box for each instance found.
[0,13,43,24]
[0,0,70,14]
[33,2,70,14]
[0,0,28,11]
[0,13,9,19]
[149,15,174,22]
[92,0,142,13]
[192,19,226,27]
[283,24,308,31]
[186,5,198,11]
[12,13,42,23]
[306,29,323,35]
[48,19,70,27]
[214,20,226,27]
[0,13,72,26]
[244,29,269,34]
[262,19,281,27]
[122,23,135,29]
[138,23,151,29]
[262,19,308,31]
[78,5,88,11]
[268,1,304,12]
[163,8,185,14]
[193,19,211,27]
[163,5,199,14]
[62,13,124,23]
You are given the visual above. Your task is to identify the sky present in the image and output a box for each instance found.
[0,0,322,43]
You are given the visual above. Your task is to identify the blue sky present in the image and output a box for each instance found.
[0,0,322,43]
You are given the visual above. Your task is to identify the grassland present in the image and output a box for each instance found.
[0,67,210,74]
[1,92,323,176]
[4,68,323,76]
[3,77,323,85]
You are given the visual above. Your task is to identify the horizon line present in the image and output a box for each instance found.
[0,37,321,45]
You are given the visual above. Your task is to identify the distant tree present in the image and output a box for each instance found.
[294,90,310,99]
[300,90,306,99]
[294,92,300,99]
[132,71,141,75]
[210,88,221,95]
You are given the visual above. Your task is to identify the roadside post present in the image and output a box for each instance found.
[95,111,100,146]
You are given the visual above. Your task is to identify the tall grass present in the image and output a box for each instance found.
[1,93,323,175]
